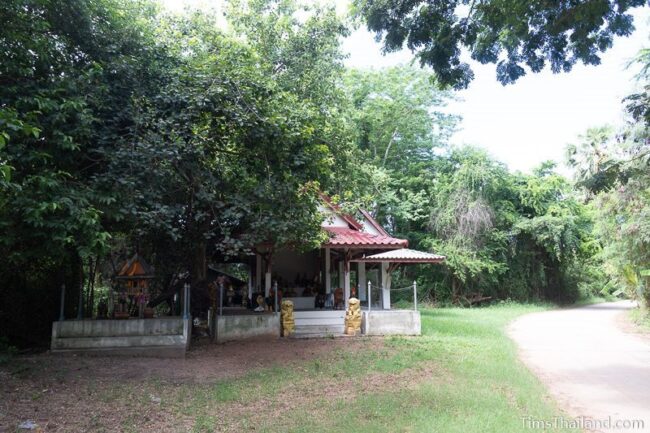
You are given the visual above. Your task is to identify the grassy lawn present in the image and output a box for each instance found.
[264,303,579,433]
[1,304,580,433]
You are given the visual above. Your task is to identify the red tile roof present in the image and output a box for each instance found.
[323,227,408,248]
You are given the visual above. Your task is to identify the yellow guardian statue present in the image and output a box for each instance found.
[281,299,295,337]
[344,297,362,335]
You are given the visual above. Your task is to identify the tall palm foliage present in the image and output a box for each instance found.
[567,52,650,306]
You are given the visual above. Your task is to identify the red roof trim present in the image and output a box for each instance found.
[319,193,363,231]
[323,227,408,248]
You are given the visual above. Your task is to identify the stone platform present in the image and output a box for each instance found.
[51,317,191,357]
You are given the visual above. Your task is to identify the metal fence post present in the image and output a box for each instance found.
[59,284,66,321]
[183,283,190,320]
[219,283,224,316]
[274,281,278,313]
[367,281,372,312]
[77,282,83,320]
[413,280,418,311]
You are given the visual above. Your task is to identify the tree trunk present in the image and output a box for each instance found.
[192,240,207,284]
[86,256,99,318]
[451,275,459,302]
[73,250,84,319]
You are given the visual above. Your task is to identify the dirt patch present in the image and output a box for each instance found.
[1,336,431,432]
[4,336,380,385]
[210,356,446,432]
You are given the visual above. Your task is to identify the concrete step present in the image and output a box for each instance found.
[52,334,186,350]
[290,332,346,339]
[293,310,346,319]
[294,317,344,327]
[293,311,345,337]
[292,324,345,336]
[50,345,187,357]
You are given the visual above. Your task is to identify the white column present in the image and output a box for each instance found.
[381,262,391,310]
[256,254,262,292]
[344,263,351,308]
[325,247,331,294]
[358,262,366,302]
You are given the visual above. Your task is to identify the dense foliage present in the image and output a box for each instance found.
[0,0,647,347]
[352,0,647,88]
[566,53,650,305]
[0,0,357,345]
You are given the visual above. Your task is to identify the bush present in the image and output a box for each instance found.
[0,336,18,365]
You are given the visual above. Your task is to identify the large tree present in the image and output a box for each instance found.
[0,0,358,345]
[0,0,170,345]
[341,66,458,231]
[353,0,647,88]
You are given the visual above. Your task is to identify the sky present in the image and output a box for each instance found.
[342,8,650,174]
[162,0,650,173]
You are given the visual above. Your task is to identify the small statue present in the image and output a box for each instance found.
[344,297,362,336]
[226,285,235,307]
[281,299,295,337]
[333,288,344,310]
[255,294,266,312]
[136,289,148,318]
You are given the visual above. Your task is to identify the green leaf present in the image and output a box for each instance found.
[0,165,11,181]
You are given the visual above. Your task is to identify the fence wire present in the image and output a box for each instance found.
[389,284,416,292]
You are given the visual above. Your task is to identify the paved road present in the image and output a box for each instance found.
[509,301,650,433]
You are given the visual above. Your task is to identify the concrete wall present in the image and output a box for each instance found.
[362,310,421,336]
[215,314,279,343]
[51,317,191,357]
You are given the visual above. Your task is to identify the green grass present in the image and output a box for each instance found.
[296,304,580,433]
[629,307,650,332]
[163,303,579,432]
[15,304,578,432]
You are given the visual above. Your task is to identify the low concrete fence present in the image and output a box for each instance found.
[362,310,421,336]
[51,317,191,357]
[215,314,280,343]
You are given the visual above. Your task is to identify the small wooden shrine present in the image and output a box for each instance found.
[116,254,155,295]
[114,254,155,319]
